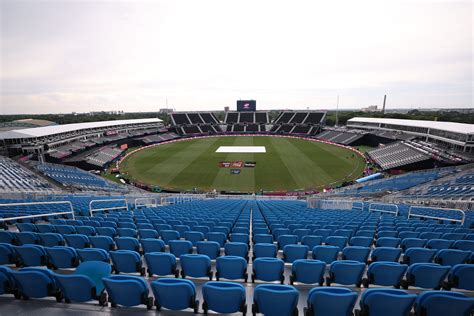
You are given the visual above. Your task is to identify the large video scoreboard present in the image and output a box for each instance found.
[237,100,256,112]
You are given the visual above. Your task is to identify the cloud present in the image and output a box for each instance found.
[0,0,472,114]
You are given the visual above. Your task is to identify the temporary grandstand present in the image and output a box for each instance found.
[271,111,326,135]
[0,118,163,158]
[170,112,222,135]
[347,117,474,153]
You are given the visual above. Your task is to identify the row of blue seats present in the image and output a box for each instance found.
[1,262,473,315]
[4,230,473,265]
[2,242,474,292]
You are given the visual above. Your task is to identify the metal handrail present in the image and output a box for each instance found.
[134,197,158,208]
[89,199,128,217]
[408,205,465,225]
[0,201,75,221]
[368,202,399,216]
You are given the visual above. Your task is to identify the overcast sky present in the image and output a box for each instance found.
[0,0,472,114]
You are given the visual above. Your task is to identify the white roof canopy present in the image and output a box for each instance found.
[0,118,162,139]
[347,117,474,135]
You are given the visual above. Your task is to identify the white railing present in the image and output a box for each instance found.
[89,199,128,216]
[408,205,466,225]
[0,201,75,222]
[307,198,364,210]
[369,202,399,216]
[134,197,158,208]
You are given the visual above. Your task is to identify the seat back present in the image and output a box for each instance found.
[151,278,196,311]
[203,281,246,314]
[360,289,416,316]
[102,275,148,307]
[291,259,325,285]
[307,287,357,316]
[216,255,247,280]
[253,284,299,316]
[145,252,177,277]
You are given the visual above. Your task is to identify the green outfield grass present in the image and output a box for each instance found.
[119,136,366,192]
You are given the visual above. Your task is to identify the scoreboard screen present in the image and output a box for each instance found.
[237,100,256,112]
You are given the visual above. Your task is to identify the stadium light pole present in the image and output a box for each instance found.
[335,95,340,127]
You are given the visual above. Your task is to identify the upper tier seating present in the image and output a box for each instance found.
[37,163,125,192]
[0,157,56,193]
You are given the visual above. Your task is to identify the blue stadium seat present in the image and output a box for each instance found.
[96,227,116,238]
[400,238,427,251]
[36,224,55,233]
[301,235,323,249]
[160,230,180,244]
[53,261,111,305]
[290,259,325,285]
[14,244,47,267]
[202,281,246,315]
[10,267,61,300]
[403,248,436,265]
[378,231,398,238]
[402,263,450,289]
[115,236,140,252]
[325,236,348,251]
[145,252,178,277]
[117,228,137,238]
[278,234,298,250]
[138,229,159,239]
[174,225,191,238]
[140,238,165,254]
[305,287,357,316]
[0,243,16,264]
[342,246,370,263]
[230,233,250,244]
[64,234,90,249]
[253,243,277,259]
[356,288,416,316]
[293,228,311,242]
[443,264,474,291]
[426,238,454,250]
[434,249,470,266]
[453,240,474,251]
[89,235,115,251]
[196,241,221,259]
[16,223,37,232]
[312,245,339,264]
[110,250,145,275]
[224,242,249,261]
[180,254,212,279]
[327,260,365,287]
[376,237,401,248]
[151,278,198,313]
[17,232,39,245]
[370,247,402,262]
[283,244,309,263]
[0,231,17,244]
[45,246,79,269]
[252,284,299,316]
[349,236,373,247]
[216,255,247,281]
[206,232,226,247]
[414,291,474,316]
[253,234,273,244]
[103,275,154,309]
[76,226,96,236]
[194,225,210,235]
[185,231,205,246]
[169,240,193,257]
[252,258,285,283]
[363,261,408,288]
[55,225,76,235]
[77,248,110,262]
[39,233,65,247]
